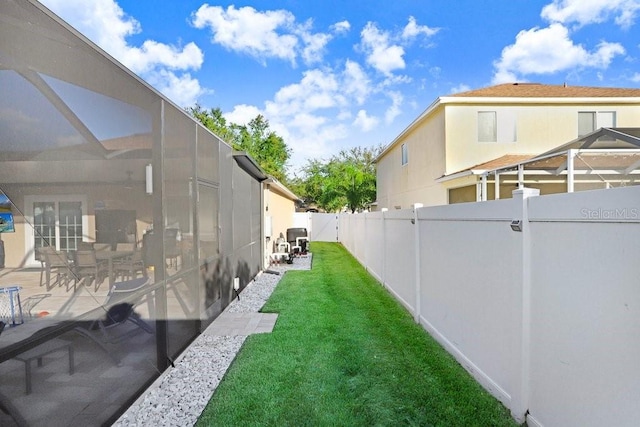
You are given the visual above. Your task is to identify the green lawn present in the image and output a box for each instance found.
[197,242,519,427]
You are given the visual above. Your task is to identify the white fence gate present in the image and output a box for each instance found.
[292,212,338,242]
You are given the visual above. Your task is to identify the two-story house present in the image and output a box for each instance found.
[375,83,640,209]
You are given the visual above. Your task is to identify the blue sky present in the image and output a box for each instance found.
[40,0,640,174]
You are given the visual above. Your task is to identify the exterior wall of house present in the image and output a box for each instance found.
[376,108,447,210]
[444,102,640,175]
[264,185,296,265]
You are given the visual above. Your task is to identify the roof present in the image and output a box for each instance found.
[264,176,302,202]
[437,154,535,182]
[449,83,640,98]
[466,154,535,171]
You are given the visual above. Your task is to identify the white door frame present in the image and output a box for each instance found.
[23,195,89,267]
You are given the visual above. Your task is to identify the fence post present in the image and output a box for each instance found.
[381,208,387,288]
[511,187,539,423]
[413,203,423,323]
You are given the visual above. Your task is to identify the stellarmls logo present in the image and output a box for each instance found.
[580,207,639,220]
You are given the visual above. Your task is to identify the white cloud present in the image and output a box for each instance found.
[191,5,298,64]
[541,0,640,29]
[191,4,336,66]
[41,0,205,107]
[266,69,342,117]
[331,20,351,34]
[343,60,373,105]
[384,91,403,124]
[450,84,471,94]
[124,40,204,75]
[359,17,438,77]
[631,72,640,82]
[224,104,264,127]
[402,16,439,39]
[295,20,332,65]
[359,22,406,76]
[493,23,625,83]
[146,71,205,108]
[353,109,379,132]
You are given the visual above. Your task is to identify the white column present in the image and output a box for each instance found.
[518,164,524,189]
[567,149,576,193]
[481,173,488,201]
[494,172,501,200]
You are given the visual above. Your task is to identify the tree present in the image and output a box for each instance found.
[186,105,235,143]
[295,145,383,213]
[233,116,291,182]
[187,105,291,182]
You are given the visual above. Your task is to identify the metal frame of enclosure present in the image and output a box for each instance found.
[0,1,263,425]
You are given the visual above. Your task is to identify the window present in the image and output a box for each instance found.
[478,111,497,142]
[401,143,408,165]
[578,111,616,136]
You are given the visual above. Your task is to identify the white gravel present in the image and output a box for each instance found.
[113,254,312,427]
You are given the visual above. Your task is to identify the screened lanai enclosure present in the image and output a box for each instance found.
[0,1,264,425]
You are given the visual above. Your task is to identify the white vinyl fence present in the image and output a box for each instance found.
[338,186,640,427]
[293,212,338,242]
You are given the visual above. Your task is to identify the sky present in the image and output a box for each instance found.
[39,0,640,174]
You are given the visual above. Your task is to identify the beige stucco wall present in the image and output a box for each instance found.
[376,107,447,210]
[263,184,297,266]
[444,103,640,175]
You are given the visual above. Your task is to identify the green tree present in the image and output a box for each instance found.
[233,116,291,182]
[186,105,235,143]
[296,145,383,213]
[187,105,291,182]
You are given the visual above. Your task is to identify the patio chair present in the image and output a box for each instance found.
[70,277,154,366]
[164,228,181,269]
[113,244,146,281]
[40,247,72,291]
[73,250,108,292]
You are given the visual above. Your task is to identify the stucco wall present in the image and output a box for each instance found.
[376,108,447,209]
[444,103,640,174]
[264,185,296,265]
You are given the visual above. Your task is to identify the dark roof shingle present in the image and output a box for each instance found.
[449,83,640,98]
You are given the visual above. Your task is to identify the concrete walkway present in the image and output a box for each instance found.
[205,312,278,336]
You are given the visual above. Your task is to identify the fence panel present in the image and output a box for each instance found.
[417,198,521,407]
[382,209,416,312]
[526,186,640,427]
[363,213,384,283]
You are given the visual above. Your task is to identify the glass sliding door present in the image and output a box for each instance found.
[25,196,87,266]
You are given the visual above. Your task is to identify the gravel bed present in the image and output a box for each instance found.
[113,253,312,427]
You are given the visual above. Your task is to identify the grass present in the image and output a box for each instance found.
[197,242,519,427]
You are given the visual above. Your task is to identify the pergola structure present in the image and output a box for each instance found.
[477,128,640,201]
